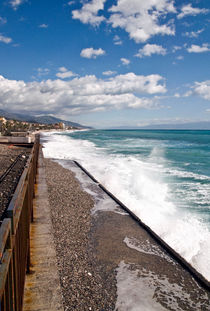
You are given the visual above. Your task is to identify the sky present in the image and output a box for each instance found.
[0,0,210,128]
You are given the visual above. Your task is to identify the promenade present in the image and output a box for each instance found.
[23,150,63,311]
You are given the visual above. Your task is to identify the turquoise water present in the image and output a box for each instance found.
[69,129,210,222]
[43,129,210,280]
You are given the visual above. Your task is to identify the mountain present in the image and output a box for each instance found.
[111,121,210,130]
[138,121,210,130]
[0,109,92,129]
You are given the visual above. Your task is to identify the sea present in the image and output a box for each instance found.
[42,129,210,281]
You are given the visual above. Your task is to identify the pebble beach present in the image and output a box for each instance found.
[45,159,117,310]
[43,157,210,311]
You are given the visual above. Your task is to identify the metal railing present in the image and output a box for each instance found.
[0,136,39,311]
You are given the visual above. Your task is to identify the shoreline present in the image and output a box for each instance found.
[44,157,210,310]
[41,129,210,283]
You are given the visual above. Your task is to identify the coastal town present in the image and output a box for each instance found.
[0,115,77,134]
[0,115,79,143]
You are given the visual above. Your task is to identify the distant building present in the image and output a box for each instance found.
[59,122,65,129]
[0,117,6,124]
[54,122,65,130]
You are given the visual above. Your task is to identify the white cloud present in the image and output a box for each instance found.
[108,0,176,43]
[0,34,12,44]
[102,70,117,76]
[80,47,105,59]
[59,67,67,72]
[183,90,192,97]
[135,44,167,58]
[177,4,209,19]
[113,35,122,45]
[120,58,130,65]
[183,29,204,38]
[0,73,166,115]
[172,45,182,53]
[192,81,210,101]
[176,55,184,60]
[10,0,25,10]
[72,0,106,26]
[206,109,210,113]
[56,67,77,79]
[68,1,75,5]
[0,17,7,24]
[187,44,210,53]
[72,0,176,43]
[37,68,50,77]
[39,24,48,28]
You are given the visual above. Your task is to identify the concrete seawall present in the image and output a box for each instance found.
[74,160,210,292]
[0,136,33,144]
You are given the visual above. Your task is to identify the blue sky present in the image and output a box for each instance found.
[0,0,210,128]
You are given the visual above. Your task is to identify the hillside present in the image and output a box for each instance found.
[0,109,91,129]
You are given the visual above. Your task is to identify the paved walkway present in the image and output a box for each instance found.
[23,149,63,311]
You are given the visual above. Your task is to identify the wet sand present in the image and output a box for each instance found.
[45,158,210,311]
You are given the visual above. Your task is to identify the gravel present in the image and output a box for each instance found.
[0,144,31,219]
[45,159,117,311]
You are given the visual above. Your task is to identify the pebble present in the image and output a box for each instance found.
[45,159,116,311]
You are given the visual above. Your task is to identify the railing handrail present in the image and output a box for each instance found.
[0,218,12,298]
[0,219,11,263]
[0,135,39,310]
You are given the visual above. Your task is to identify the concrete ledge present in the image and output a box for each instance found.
[0,136,32,143]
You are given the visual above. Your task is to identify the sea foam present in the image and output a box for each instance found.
[42,131,210,281]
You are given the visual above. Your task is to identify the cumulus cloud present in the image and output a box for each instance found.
[102,70,117,76]
[80,47,105,59]
[187,44,210,53]
[120,58,130,65]
[135,44,167,58]
[192,81,210,101]
[72,0,106,26]
[183,29,204,38]
[56,67,78,79]
[10,0,25,10]
[39,24,48,28]
[177,4,209,19]
[72,0,176,43]
[0,34,12,44]
[0,73,166,115]
[108,0,176,43]
[113,35,122,45]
